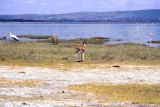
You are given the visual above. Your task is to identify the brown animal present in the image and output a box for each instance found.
[74,39,87,62]
[82,39,87,46]
[51,35,58,45]
[74,46,85,62]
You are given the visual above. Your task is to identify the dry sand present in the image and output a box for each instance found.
[0,64,160,107]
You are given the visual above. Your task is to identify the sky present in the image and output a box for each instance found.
[0,0,160,15]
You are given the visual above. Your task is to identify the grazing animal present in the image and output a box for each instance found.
[9,32,19,42]
[51,35,58,45]
[74,46,85,62]
[82,39,87,46]
[74,39,87,62]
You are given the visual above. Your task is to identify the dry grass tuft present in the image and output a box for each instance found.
[0,78,44,87]
[68,84,160,104]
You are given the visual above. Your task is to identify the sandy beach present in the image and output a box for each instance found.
[0,64,160,107]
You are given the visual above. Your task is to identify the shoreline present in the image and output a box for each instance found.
[0,35,160,47]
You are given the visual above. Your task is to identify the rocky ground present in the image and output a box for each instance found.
[0,64,160,107]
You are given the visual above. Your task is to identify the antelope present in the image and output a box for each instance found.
[51,35,58,45]
[74,46,85,62]
[74,39,87,62]
[82,39,87,46]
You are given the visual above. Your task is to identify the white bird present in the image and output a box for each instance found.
[9,32,19,41]
[148,33,153,39]
[148,33,153,45]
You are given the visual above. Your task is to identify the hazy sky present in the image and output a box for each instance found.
[0,0,160,14]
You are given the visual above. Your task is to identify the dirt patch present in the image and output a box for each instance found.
[0,65,160,106]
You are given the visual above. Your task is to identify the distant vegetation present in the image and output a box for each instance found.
[0,37,6,40]
[0,9,160,23]
[17,35,50,39]
[16,35,110,45]
[42,36,110,45]
[151,40,160,43]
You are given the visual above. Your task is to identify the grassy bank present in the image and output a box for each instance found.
[68,84,160,104]
[0,39,160,66]
[17,35,50,39]
[151,40,160,43]
[17,35,110,44]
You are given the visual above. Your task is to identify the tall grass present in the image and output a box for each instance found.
[86,43,160,64]
[0,42,160,65]
[0,42,75,64]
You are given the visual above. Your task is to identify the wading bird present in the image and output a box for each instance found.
[148,33,153,44]
[9,32,19,42]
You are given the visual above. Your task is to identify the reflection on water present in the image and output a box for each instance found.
[0,23,160,47]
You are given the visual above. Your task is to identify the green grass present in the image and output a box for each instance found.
[68,84,160,104]
[0,42,75,65]
[42,36,110,45]
[17,35,50,39]
[0,37,6,40]
[151,40,160,43]
[0,40,160,66]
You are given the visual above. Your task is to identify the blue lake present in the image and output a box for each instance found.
[0,23,160,46]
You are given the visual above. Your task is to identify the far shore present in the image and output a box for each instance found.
[0,21,160,24]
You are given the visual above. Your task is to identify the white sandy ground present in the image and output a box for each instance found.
[0,64,160,107]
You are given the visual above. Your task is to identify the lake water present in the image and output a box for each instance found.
[0,22,160,47]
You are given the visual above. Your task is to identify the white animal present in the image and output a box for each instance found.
[148,33,153,39]
[9,32,19,41]
[148,33,153,46]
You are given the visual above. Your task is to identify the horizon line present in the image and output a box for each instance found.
[0,9,160,15]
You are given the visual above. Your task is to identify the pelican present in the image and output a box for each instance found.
[9,32,19,42]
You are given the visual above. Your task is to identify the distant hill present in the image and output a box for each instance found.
[0,9,160,22]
